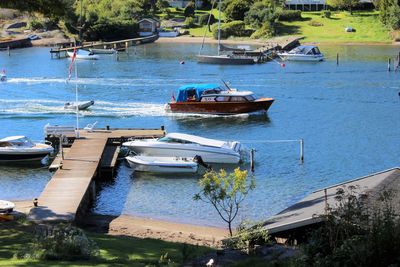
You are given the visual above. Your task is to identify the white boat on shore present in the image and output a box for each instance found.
[67,49,99,60]
[0,136,53,162]
[64,100,95,110]
[122,133,242,164]
[0,200,15,213]
[126,155,199,173]
[277,45,324,62]
[89,48,117,54]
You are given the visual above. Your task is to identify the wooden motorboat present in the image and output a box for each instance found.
[165,83,274,115]
[0,136,53,162]
[67,49,99,60]
[123,132,242,164]
[64,100,95,110]
[277,45,324,62]
[126,155,198,173]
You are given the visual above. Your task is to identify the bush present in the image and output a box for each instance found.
[15,224,99,260]
[224,0,252,21]
[29,19,44,30]
[84,19,138,41]
[308,20,324,26]
[322,10,332,18]
[184,1,195,17]
[276,9,302,21]
[387,4,400,30]
[184,17,196,28]
[198,13,216,26]
[212,20,247,39]
[244,2,277,28]
[250,21,275,39]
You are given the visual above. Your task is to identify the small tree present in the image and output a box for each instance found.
[184,1,195,17]
[194,168,255,236]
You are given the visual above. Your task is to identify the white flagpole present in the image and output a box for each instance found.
[74,48,79,138]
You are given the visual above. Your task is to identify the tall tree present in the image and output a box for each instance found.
[0,0,74,18]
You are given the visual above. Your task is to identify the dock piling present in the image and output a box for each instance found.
[250,149,255,172]
[300,139,304,163]
[388,58,391,72]
[7,46,10,56]
[336,53,339,65]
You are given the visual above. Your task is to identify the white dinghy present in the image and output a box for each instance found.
[64,100,95,110]
[126,155,199,173]
[67,49,99,60]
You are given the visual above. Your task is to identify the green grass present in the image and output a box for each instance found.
[0,220,213,267]
[278,11,391,43]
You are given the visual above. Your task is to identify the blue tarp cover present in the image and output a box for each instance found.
[176,84,220,102]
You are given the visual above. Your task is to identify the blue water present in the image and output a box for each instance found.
[0,43,399,227]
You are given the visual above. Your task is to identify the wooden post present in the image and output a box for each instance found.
[300,139,304,163]
[388,58,391,72]
[125,41,129,55]
[336,53,339,65]
[250,148,255,172]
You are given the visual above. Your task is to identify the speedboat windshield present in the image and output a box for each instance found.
[0,136,35,147]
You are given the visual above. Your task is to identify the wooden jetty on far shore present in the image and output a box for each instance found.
[50,34,159,59]
[28,127,165,223]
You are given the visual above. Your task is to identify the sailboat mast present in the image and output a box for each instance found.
[75,46,79,138]
[217,0,221,56]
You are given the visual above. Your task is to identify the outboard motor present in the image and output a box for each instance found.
[193,155,211,170]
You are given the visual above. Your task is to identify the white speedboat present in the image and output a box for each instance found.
[122,133,241,164]
[0,136,53,162]
[126,155,198,173]
[67,49,99,60]
[0,200,15,213]
[64,100,95,110]
[277,45,324,62]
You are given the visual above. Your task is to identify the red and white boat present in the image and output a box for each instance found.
[165,83,274,115]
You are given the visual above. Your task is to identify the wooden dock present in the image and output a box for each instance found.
[50,34,159,59]
[28,129,164,223]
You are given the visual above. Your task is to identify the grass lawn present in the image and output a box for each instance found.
[0,219,213,267]
[277,11,391,43]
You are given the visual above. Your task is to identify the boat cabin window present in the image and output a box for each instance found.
[308,47,321,55]
[230,96,246,102]
[0,141,11,147]
[202,88,222,95]
[186,89,197,101]
[245,95,255,101]
[158,137,194,144]
[6,137,34,147]
[215,96,230,102]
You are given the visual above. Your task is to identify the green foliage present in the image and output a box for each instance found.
[322,10,332,18]
[308,20,324,26]
[0,0,74,19]
[84,19,138,41]
[212,20,250,39]
[250,21,275,38]
[185,17,196,28]
[15,224,99,261]
[244,2,277,28]
[223,221,270,252]
[296,186,400,267]
[276,9,302,21]
[184,1,195,17]
[224,0,253,21]
[198,13,216,26]
[387,3,400,29]
[194,168,256,236]
[327,0,360,13]
[28,19,44,30]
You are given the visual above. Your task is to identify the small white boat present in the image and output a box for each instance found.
[126,155,198,173]
[0,72,6,81]
[123,133,242,164]
[158,30,179,37]
[89,48,117,54]
[277,45,324,62]
[0,136,53,162]
[67,49,99,60]
[0,200,15,213]
[64,100,95,110]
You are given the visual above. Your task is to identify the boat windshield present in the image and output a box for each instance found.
[0,137,34,147]
[158,137,194,144]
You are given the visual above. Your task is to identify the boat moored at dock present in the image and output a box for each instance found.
[277,45,324,62]
[123,133,242,164]
[165,83,274,115]
[0,136,53,162]
[67,49,99,60]
[126,155,199,173]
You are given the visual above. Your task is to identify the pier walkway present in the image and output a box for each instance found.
[28,129,164,223]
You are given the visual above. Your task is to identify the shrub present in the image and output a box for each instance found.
[322,10,332,18]
[198,13,216,26]
[308,20,324,26]
[212,20,247,39]
[184,1,195,17]
[250,22,275,39]
[29,19,44,30]
[244,2,277,28]
[276,9,302,21]
[184,17,196,28]
[224,0,252,21]
[387,3,400,30]
[85,19,138,41]
[15,224,99,260]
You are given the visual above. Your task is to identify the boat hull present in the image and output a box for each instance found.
[167,98,274,115]
[197,55,255,65]
[0,152,51,162]
[278,54,324,62]
[126,156,198,173]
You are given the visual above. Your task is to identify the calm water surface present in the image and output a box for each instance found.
[0,43,399,227]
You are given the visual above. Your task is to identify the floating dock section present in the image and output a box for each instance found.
[263,167,400,241]
[28,128,164,223]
